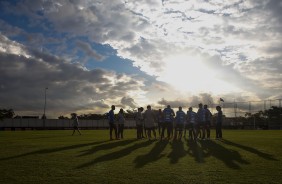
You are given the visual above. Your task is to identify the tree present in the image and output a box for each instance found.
[264,106,282,119]
[58,115,69,119]
[0,109,15,120]
[244,112,252,119]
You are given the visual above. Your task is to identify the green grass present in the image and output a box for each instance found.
[0,129,281,184]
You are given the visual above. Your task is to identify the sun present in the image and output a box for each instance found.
[157,53,238,94]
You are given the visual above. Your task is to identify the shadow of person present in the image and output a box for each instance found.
[187,140,207,163]
[134,140,169,168]
[0,140,109,161]
[220,139,278,161]
[167,140,186,164]
[201,140,249,169]
[76,140,152,169]
[77,139,137,157]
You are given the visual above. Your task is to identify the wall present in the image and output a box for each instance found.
[0,119,136,129]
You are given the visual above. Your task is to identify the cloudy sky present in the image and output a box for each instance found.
[0,0,281,118]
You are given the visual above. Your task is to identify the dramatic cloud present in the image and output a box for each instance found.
[0,34,146,117]
[121,96,138,109]
[75,40,104,61]
[0,0,281,117]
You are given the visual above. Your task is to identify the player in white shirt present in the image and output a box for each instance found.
[143,105,157,140]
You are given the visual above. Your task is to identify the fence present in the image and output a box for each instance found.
[206,99,282,130]
[1,99,282,130]
[212,99,282,117]
[0,117,281,130]
[0,119,136,130]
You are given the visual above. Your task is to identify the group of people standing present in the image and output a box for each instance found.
[108,105,126,140]
[108,103,223,141]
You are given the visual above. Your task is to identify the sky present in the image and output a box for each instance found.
[0,0,282,118]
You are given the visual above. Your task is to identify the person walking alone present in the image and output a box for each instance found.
[72,114,82,135]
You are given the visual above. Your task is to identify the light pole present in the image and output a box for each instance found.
[43,87,48,119]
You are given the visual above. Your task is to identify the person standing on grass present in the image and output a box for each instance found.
[108,105,117,140]
[139,107,146,139]
[215,106,223,139]
[135,107,144,139]
[117,108,125,139]
[157,109,163,137]
[161,105,175,140]
[143,105,157,140]
[186,107,196,141]
[143,114,148,139]
[72,114,82,135]
[174,106,186,141]
[196,103,206,140]
[204,104,213,140]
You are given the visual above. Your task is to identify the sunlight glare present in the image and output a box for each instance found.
[157,53,238,94]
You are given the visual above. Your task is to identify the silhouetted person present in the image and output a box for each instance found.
[216,106,223,139]
[108,105,117,140]
[139,107,146,138]
[204,104,212,140]
[72,114,81,135]
[196,103,206,140]
[186,107,196,140]
[174,106,185,140]
[143,105,157,140]
[161,105,175,140]
[135,107,144,139]
[117,108,125,139]
[157,109,163,136]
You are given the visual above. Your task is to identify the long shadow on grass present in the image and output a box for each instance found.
[134,140,169,168]
[167,140,186,164]
[220,139,278,161]
[77,139,137,157]
[0,140,108,161]
[200,140,250,169]
[76,140,152,169]
[187,140,208,163]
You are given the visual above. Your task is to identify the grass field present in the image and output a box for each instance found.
[0,129,281,184]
